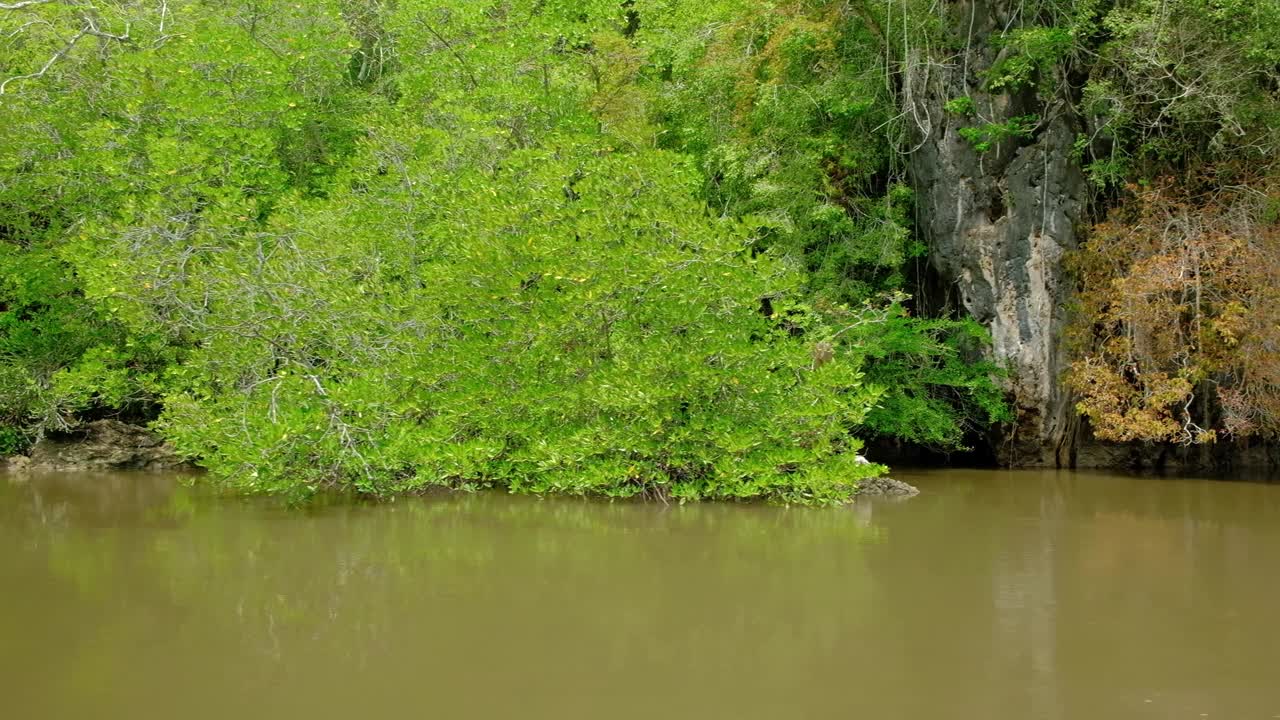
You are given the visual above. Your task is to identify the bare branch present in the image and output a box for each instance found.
[84,22,129,41]
[5,17,51,37]
[0,24,86,95]
[81,12,130,41]
[0,0,61,10]
[1,5,131,96]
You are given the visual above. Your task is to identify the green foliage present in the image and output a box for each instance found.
[957,115,1039,154]
[651,2,908,295]
[154,133,887,504]
[0,0,1008,497]
[944,96,975,116]
[984,27,1074,92]
[0,244,160,443]
[0,0,380,447]
[963,0,1279,186]
[648,1,1007,447]
[986,0,1280,186]
[857,314,1011,447]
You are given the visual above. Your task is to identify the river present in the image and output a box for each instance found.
[2,468,1278,719]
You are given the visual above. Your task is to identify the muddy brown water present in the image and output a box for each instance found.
[2,468,1278,719]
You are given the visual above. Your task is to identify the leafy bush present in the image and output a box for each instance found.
[156,141,887,503]
[0,0,1009,499]
[957,115,1040,154]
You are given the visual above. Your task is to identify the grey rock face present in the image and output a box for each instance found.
[905,0,1086,466]
[25,420,186,471]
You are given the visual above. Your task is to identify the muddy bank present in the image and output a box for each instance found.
[6,420,187,472]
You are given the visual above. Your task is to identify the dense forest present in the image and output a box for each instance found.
[2,0,1278,502]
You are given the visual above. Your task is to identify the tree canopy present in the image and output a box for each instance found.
[0,0,1015,501]
[14,0,1272,491]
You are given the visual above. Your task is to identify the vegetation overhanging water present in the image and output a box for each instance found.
[2,0,1278,499]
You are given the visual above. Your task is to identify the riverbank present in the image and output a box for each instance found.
[4,424,920,499]
[4,420,186,473]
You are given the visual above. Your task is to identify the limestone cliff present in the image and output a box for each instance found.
[905,0,1086,466]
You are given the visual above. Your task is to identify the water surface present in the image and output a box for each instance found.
[2,469,1278,719]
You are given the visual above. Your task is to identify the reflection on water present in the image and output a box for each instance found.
[1,469,1278,719]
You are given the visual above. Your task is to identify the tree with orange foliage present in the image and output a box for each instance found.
[1068,178,1280,444]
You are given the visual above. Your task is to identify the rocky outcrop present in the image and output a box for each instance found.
[3,455,31,471]
[856,476,920,497]
[905,0,1086,467]
[21,420,186,471]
